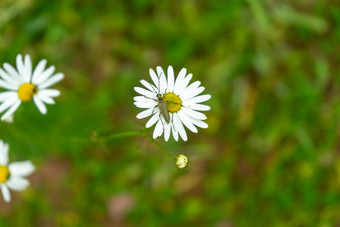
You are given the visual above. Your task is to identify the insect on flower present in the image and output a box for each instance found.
[134,66,211,141]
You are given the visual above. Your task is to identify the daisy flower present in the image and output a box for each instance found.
[134,66,211,141]
[0,140,35,202]
[0,54,64,120]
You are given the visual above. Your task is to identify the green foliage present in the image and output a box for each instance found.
[0,0,340,226]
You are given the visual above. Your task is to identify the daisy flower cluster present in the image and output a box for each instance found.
[134,66,211,142]
[0,54,63,202]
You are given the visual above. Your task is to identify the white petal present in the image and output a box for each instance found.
[175,73,192,95]
[164,123,171,141]
[0,68,19,87]
[33,96,47,114]
[1,184,10,202]
[1,100,21,121]
[0,141,9,166]
[167,66,175,92]
[37,89,60,97]
[153,120,163,139]
[140,79,157,93]
[182,81,201,95]
[0,91,17,102]
[4,63,23,83]
[134,96,157,103]
[184,103,211,111]
[174,114,187,141]
[174,68,187,93]
[0,79,18,90]
[31,59,47,83]
[191,118,208,128]
[9,161,35,177]
[134,101,157,109]
[171,122,179,141]
[37,93,55,104]
[182,107,207,120]
[134,87,156,99]
[0,96,19,113]
[159,70,167,94]
[149,68,159,88]
[33,65,55,84]
[185,94,211,104]
[181,86,205,101]
[136,108,153,119]
[23,55,32,83]
[145,112,160,128]
[37,73,64,89]
[178,111,198,133]
[6,177,29,191]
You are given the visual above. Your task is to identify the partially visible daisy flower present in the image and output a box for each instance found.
[175,153,189,169]
[0,54,64,120]
[0,140,35,202]
[134,66,211,141]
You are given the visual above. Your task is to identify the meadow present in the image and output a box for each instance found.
[1,0,340,226]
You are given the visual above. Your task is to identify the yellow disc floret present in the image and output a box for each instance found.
[163,93,182,113]
[0,165,9,183]
[18,83,37,102]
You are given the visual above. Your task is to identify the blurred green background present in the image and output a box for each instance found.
[1,0,340,226]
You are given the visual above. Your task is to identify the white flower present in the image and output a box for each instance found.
[175,153,189,169]
[134,66,211,141]
[0,54,64,120]
[0,140,35,203]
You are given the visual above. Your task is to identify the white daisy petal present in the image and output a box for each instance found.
[178,111,198,133]
[1,184,11,202]
[0,96,19,113]
[167,66,175,92]
[175,73,192,95]
[191,118,208,128]
[33,96,47,114]
[134,87,156,99]
[6,177,29,191]
[0,141,9,166]
[149,68,159,88]
[159,70,167,93]
[185,103,211,111]
[33,65,55,85]
[9,161,35,177]
[146,112,160,128]
[134,96,157,104]
[16,55,25,79]
[140,80,157,93]
[174,68,187,93]
[31,59,47,83]
[0,91,17,102]
[37,93,55,104]
[23,55,32,83]
[134,102,157,109]
[171,123,179,141]
[3,63,23,83]
[181,86,205,101]
[37,89,60,98]
[182,107,207,120]
[37,73,64,89]
[136,108,154,119]
[153,120,163,139]
[0,79,17,90]
[174,114,187,141]
[185,94,211,104]
[1,100,21,121]
[164,123,171,141]
[0,68,19,87]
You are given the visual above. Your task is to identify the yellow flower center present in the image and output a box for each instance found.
[163,93,182,113]
[18,83,37,102]
[0,165,9,183]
